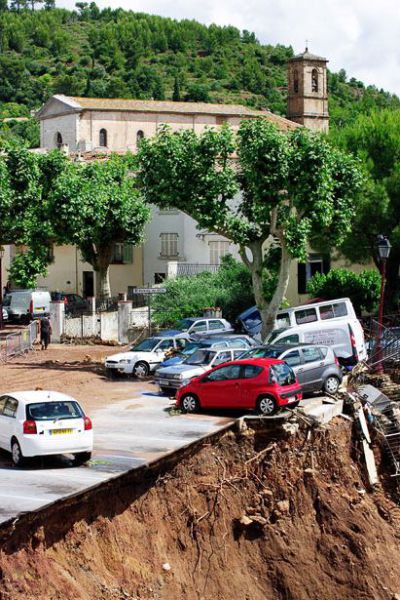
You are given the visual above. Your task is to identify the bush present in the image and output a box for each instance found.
[307,268,381,314]
[152,255,254,327]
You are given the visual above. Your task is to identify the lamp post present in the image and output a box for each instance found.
[0,246,4,330]
[375,235,391,373]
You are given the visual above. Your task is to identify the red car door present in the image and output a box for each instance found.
[240,364,266,409]
[199,363,243,408]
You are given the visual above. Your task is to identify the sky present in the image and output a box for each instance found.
[59,0,400,96]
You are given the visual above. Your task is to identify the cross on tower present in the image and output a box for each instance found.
[305,39,310,51]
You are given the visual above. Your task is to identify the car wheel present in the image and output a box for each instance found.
[134,361,150,378]
[256,395,277,416]
[74,452,92,465]
[323,375,340,394]
[11,439,26,467]
[181,394,200,413]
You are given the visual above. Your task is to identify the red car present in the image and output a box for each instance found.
[176,358,302,416]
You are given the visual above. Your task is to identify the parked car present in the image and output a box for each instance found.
[156,334,257,370]
[166,317,234,339]
[3,289,51,322]
[105,333,189,378]
[238,298,367,365]
[0,390,93,466]
[51,292,89,314]
[239,344,342,394]
[175,358,302,416]
[155,347,246,394]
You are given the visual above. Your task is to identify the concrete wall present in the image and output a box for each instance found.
[40,113,79,150]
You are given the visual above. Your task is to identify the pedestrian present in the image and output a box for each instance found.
[40,315,52,350]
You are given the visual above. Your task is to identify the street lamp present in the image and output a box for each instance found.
[0,246,4,330]
[375,235,391,373]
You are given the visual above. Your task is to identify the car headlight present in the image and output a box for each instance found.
[172,374,182,380]
[119,359,132,364]
[181,379,191,386]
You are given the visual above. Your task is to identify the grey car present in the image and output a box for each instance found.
[238,344,342,394]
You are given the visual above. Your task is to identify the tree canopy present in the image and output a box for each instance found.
[138,119,363,337]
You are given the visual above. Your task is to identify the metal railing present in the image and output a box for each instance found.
[3,320,39,360]
[364,318,400,369]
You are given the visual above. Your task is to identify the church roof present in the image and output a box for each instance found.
[291,48,328,62]
[37,95,299,131]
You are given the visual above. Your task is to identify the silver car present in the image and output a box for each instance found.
[239,344,342,394]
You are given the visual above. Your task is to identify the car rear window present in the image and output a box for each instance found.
[269,364,296,386]
[185,349,216,365]
[26,401,84,421]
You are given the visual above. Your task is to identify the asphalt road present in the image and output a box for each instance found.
[0,390,232,525]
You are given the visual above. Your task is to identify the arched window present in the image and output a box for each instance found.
[55,132,63,149]
[293,70,299,94]
[99,128,107,147]
[136,130,145,147]
[311,69,318,92]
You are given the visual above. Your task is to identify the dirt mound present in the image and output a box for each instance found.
[1,420,400,600]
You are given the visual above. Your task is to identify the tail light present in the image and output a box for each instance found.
[84,416,92,431]
[349,324,358,361]
[334,354,339,366]
[29,300,33,314]
[23,420,37,434]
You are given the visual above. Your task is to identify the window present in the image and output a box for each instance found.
[243,364,263,379]
[319,302,348,320]
[160,233,178,258]
[279,334,300,345]
[209,319,223,330]
[276,312,290,327]
[136,130,145,147]
[302,347,322,363]
[206,364,241,381]
[158,339,175,350]
[297,254,330,294]
[111,243,133,264]
[99,128,107,147]
[269,364,296,386]
[293,69,299,93]
[209,241,230,265]
[154,273,166,284]
[233,350,245,359]
[213,351,232,365]
[311,68,319,92]
[283,350,302,367]
[191,320,207,332]
[3,397,18,418]
[55,132,63,149]
[0,396,7,414]
[295,308,318,325]
[26,401,83,420]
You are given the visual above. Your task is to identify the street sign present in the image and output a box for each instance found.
[132,288,167,295]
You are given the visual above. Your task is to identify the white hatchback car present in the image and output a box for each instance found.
[0,391,93,466]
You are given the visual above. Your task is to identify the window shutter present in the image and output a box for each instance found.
[123,244,133,264]
[298,263,307,294]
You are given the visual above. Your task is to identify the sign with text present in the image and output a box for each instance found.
[132,288,167,295]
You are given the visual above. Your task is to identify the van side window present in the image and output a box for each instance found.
[276,312,290,327]
[319,302,348,320]
[279,334,299,344]
[295,308,318,325]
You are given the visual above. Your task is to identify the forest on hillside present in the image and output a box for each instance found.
[1,2,399,147]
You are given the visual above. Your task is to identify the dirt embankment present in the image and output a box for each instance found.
[1,420,400,600]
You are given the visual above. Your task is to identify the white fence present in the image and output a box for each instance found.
[64,311,119,342]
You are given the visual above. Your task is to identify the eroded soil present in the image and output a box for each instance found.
[1,419,400,600]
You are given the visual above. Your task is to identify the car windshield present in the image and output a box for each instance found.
[184,349,216,365]
[26,401,83,421]
[131,338,160,352]
[265,329,287,344]
[181,342,200,356]
[177,318,195,331]
[3,296,10,307]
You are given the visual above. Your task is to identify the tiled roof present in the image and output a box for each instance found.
[65,96,298,130]
[290,48,328,62]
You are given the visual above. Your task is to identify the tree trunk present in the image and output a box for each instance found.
[95,244,113,301]
[260,243,292,340]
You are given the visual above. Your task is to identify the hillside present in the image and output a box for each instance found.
[0,4,399,146]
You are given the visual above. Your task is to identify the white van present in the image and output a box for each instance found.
[240,298,367,365]
[3,290,51,322]
[265,300,367,365]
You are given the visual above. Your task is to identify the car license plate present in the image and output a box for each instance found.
[159,379,170,385]
[50,429,73,435]
[288,396,296,402]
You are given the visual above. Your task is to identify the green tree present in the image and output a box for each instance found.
[138,119,363,338]
[49,155,151,299]
[172,76,181,101]
[307,268,381,314]
[331,109,400,309]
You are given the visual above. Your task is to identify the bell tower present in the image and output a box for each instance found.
[287,47,329,133]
